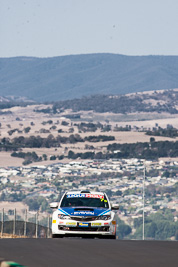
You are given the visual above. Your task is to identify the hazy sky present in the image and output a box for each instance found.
[1,0,178,57]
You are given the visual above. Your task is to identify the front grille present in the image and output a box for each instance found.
[58,225,110,232]
[70,216,98,221]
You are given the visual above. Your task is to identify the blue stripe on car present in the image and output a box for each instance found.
[58,208,70,215]
[98,209,110,216]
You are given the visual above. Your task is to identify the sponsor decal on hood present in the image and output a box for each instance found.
[58,207,110,217]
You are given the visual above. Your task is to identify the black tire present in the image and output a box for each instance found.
[52,234,64,238]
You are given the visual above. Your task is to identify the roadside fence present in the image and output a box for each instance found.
[0,208,52,238]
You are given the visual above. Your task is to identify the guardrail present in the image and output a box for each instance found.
[0,208,51,238]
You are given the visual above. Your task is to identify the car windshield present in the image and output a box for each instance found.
[61,193,109,209]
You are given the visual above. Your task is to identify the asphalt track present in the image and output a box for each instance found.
[0,239,178,267]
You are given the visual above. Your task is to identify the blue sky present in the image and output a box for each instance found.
[1,0,178,57]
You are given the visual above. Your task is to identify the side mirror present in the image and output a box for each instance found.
[50,202,58,209]
[111,203,119,210]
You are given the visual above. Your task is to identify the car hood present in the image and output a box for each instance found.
[58,207,110,217]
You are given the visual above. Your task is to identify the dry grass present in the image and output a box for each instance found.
[0,233,27,238]
[0,152,23,167]
[0,202,28,213]
[0,105,177,167]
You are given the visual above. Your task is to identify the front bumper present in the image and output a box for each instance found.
[52,219,116,236]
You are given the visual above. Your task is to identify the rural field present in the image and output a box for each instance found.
[0,103,177,167]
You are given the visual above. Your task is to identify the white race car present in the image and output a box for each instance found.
[50,190,119,239]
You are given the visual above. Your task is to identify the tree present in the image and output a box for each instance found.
[50,155,56,160]
[115,190,122,196]
[0,191,6,201]
[145,222,157,238]
[24,198,41,211]
[133,209,177,240]
[150,137,155,143]
[41,199,49,212]
[117,218,132,239]
[61,121,69,126]
[24,127,31,133]
[43,154,47,160]
[24,196,49,211]
[68,150,75,159]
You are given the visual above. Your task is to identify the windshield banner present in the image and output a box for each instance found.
[67,193,104,199]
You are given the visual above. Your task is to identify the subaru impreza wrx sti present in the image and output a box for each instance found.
[50,190,119,239]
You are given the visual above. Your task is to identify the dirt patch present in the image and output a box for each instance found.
[0,152,23,167]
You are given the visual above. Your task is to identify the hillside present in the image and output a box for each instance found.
[51,90,178,114]
[0,54,178,101]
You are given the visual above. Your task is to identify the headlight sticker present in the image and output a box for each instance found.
[66,222,77,226]
[91,222,101,226]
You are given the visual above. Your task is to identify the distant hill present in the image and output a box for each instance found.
[37,89,177,114]
[0,95,35,110]
[0,54,178,102]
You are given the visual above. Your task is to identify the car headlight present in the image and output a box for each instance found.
[97,215,111,220]
[58,214,71,220]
